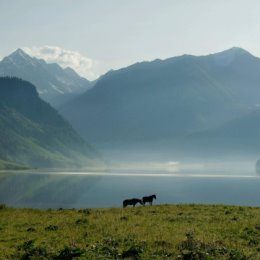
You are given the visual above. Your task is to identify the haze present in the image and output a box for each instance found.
[1,0,260,79]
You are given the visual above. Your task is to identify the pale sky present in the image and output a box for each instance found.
[1,0,260,80]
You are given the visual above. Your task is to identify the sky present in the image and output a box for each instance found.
[1,0,260,80]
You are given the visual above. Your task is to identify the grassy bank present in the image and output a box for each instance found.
[0,204,259,259]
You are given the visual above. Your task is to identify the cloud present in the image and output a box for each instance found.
[22,46,97,80]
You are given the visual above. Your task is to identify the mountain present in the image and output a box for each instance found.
[186,109,260,157]
[60,47,260,158]
[0,49,93,106]
[0,77,102,169]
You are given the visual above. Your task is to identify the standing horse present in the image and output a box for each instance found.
[142,194,156,205]
[123,198,143,208]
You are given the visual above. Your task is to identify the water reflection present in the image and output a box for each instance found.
[0,170,259,208]
[0,172,101,208]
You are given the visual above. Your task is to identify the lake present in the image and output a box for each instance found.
[0,169,259,208]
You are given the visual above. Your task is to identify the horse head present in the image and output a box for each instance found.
[138,199,144,205]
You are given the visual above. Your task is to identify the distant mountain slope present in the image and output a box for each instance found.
[60,47,260,151]
[0,49,93,106]
[187,109,260,156]
[0,77,102,169]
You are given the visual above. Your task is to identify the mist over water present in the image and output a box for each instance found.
[0,160,259,209]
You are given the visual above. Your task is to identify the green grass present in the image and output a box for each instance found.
[0,205,259,259]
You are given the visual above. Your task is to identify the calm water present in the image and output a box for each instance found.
[0,170,259,208]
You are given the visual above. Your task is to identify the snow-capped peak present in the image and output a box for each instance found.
[4,48,39,67]
[9,48,32,60]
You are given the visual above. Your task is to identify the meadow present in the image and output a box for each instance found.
[0,204,259,259]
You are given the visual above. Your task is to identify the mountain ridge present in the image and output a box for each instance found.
[59,47,260,159]
[0,49,93,106]
[0,77,102,169]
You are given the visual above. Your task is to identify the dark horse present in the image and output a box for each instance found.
[123,198,143,208]
[142,194,156,205]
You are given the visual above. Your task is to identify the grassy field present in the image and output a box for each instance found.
[0,204,259,259]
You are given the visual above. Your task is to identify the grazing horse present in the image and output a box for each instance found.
[123,198,143,208]
[142,194,156,205]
